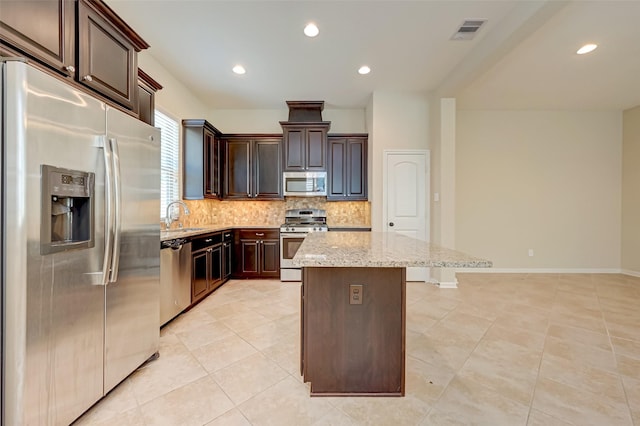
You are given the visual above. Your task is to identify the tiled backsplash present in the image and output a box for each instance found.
[177,198,370,227]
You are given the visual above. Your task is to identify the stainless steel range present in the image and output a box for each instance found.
[280,208,328,281]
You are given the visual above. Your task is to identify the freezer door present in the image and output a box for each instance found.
[3,61,106,426]
[104,107,160,392]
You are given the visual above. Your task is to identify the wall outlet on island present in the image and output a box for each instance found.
[349,284,363,305]
[528,249,534,257]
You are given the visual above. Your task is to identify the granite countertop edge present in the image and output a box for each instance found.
[292,232,493,269]
[291,259,493,268]
[161,224,279,241]
[161,223,373,241]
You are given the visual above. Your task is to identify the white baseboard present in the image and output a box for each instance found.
[429,268,458,288]
[621,269,640,278]
[428,278,459,289]
[456,268,623,274]
[425,268,639,289]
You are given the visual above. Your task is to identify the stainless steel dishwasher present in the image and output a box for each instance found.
[160,238,192,326]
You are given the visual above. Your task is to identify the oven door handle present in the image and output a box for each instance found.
[280,233,307,238]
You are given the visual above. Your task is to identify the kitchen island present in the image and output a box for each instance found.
[292,232,491,397]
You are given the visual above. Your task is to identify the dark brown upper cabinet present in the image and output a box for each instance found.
[327,135,368,201]
[0,0,76,78]
[0,0,152,116]
[223,136,283,200]
[183,119,222,200]
[78,0,147,110]
[137,68,162,126]
[280,101,330,172]
[281,123,330,172]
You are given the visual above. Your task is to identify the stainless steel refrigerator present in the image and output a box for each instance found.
[1,59,161,425]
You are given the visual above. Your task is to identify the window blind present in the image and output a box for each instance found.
[155,110,180,218]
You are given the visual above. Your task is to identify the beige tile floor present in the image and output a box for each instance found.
[74,273,640,426]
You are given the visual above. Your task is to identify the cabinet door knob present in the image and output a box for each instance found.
[82,75,93,82]
[64,65,75,74]
[389,222,394,227]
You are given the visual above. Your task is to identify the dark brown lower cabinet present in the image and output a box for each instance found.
[301,267,406,396]
[191,232,227,305]
[233,229,280,278]
[222,231,233,280]
[191,249,209,302]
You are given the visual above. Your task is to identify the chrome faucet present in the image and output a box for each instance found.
[164,200,190,229]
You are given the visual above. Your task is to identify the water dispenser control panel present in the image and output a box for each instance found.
[40,164,95,255]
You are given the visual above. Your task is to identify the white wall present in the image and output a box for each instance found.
[456,110,622,271]
[139,54,366,133]
[622,106,640,275]
[366,91,430,231]
[208,108,366,133]
[139,53,209,119]
[428,96,442,245]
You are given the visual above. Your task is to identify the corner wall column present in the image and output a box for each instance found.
[432,98,458,288]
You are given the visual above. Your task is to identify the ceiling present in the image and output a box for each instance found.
[108,0,640,111]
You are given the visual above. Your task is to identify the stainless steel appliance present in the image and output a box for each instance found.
[283,171,327,196]
[280,209,328,281]
[160,238,192,326]
[1,59,161,425]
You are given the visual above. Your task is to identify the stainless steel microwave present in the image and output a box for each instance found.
[283,171,327,196]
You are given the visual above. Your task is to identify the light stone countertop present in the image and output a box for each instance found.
[292,231,492,268]
[161,224,279,241]
[327,224,371,231]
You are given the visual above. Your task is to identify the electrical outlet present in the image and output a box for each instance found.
[528,249,534,257]
[349,284,363,305]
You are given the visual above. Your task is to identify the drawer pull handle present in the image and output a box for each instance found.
[256,233,264,237]
[205,238,213,242]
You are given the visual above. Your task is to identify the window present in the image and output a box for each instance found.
[155,109,180,218]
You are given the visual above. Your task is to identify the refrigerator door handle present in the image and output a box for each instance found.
[101,136,115,286]
[109,137,122,283]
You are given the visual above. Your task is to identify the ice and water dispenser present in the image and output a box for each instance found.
[40,164,95,254]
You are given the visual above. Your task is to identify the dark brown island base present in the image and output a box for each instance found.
[293,232,492,397]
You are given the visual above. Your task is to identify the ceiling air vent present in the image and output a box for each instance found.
[451,19,487,41]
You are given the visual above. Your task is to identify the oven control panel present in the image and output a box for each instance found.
[280,226,328,233]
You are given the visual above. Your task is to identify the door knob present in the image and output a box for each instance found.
[389,222,394,227]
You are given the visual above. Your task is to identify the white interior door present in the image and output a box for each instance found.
[384,150,429,281]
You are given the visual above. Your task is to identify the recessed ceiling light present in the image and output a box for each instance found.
[232,65,246,75]
[304,23,319,37]
[358,65,371,75]
[577,43,598,55]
